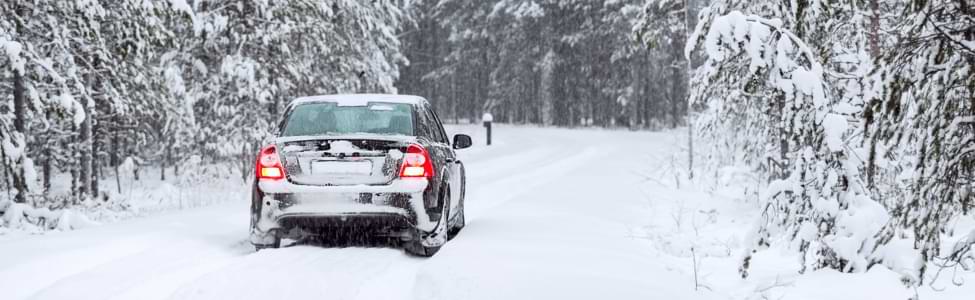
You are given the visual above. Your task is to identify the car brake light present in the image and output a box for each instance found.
[399,144,434,179]
[256,145,285,181]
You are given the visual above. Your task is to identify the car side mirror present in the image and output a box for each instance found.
[453,134,472,150]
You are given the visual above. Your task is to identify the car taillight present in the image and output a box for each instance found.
[399,144,434,179]
[256,145,285,181]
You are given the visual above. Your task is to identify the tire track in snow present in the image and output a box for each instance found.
[464,145,606,221]
[0,237,157,300]
[18,224,250,300]
[165,247,421,300]
[461,146,562,182]
[27,240,243,300]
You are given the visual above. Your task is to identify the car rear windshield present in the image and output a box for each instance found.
[281,102,415,136]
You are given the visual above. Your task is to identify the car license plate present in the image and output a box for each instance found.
[310,160,372,176]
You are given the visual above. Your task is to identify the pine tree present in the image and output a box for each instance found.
[867,0,975,281]
[686,0,973,284]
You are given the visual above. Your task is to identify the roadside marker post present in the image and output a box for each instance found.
[482,113,493,146]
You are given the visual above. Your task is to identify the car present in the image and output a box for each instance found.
[248,94,472,256]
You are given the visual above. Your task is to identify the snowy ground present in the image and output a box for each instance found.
[1,125,973,300]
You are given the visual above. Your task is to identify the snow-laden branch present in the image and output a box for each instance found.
[689,9,898,279]
[694,10,843,147]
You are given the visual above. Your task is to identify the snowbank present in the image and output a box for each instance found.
[0,165,248,240]
[639,128,975,300]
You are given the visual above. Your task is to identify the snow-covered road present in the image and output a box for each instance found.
[0,125,712,300]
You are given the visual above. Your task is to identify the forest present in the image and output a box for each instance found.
[397,0,695,128]
[1,0,973,290]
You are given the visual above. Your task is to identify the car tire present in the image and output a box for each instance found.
[250,213,281,251]
[254,237,281,251]
[403,239,441,257]
[405,184,450,257]
[448,164,466,240]
[250,184,281,251]
[448,206,465,240]
[447,195,465,240]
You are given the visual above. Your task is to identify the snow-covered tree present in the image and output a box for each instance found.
[159,0,406,172]
[688,0,973,284]
[695,7,881,274]
[1,1,91,202]
[866,0,975,281]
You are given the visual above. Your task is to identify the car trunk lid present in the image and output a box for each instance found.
[277,136,412,186]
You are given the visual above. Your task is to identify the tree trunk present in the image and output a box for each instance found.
[43,147,51,192]
[862,0,883,187]
[867,0,880,58]
[539,50,555,126]
[92,117,99,198]
[775,93,790,179]
[628,63,641,130]
[12,67,28,203]
[2,148,11,200]
[79,95,93,201]
[112,121,121,194]
[162,143,170,181]
[173,142,180,179]
[70,123,78,197]
[452,75,459,124]
[241,143,250,183]
[670,69,681,129]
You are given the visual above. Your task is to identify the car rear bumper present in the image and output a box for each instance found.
[257,178,428,194]
[277,212,413,232]
[253,211,417,244]
[252,178,430,242]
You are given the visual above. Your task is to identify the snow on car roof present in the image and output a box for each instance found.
[289,94,428,107]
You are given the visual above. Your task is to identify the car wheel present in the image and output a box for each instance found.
[250,184,280,251]
[447,194,465,240]
[250,211,281,250]
[253,237,281,251]
[448,164,466,240]
[405,184,450,257]
[403,238,440,257]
